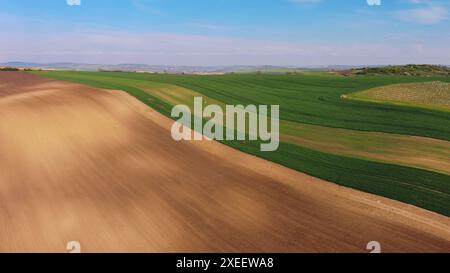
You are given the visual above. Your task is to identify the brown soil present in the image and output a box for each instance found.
[0,72,449,253]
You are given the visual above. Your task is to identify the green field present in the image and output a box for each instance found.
[34,71,450,216]
[282,121,450,175]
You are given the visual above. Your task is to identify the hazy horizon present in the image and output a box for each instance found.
[2,61,449,69]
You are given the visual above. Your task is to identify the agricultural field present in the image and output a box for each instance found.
[34,71,450,217]
[347,81,450,112]
[4,71,450,252]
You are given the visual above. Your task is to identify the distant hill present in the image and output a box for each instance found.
[350,65,450,76]
[0,62,305,74]
[2,62,449,75]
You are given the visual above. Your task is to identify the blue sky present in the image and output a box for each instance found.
[0,0,449,66]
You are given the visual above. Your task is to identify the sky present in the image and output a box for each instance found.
[0,0,449,66]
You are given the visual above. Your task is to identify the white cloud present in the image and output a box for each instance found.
[131,0,164,16]
[394,6,448,24]
[1,28,449,66]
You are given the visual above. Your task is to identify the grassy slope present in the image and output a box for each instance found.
[282,121,450,175]
[348,81,450,113]
[81,72,450,141]
[34,71,450,216]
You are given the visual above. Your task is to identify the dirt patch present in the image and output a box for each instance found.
[0,72,449,252]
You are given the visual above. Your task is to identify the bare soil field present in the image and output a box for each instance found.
[0,72,449,253]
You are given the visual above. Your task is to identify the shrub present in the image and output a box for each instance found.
[0,67,20,71]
